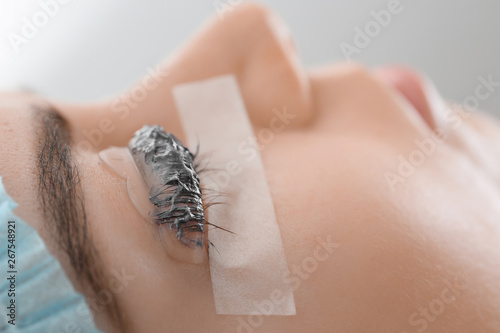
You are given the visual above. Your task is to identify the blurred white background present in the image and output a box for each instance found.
[0,0,499,116]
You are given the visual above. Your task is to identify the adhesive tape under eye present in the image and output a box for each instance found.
[173,75,296,315]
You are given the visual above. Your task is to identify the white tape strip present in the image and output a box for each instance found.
[173,75,296,315]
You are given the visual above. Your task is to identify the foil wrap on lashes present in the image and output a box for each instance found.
[128,125,205,248]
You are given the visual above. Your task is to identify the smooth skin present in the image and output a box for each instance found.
[1,3,500,332]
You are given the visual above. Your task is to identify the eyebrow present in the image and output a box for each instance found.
[33,106,123,328]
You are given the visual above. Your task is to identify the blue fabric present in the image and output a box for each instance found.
[0,177,102,332]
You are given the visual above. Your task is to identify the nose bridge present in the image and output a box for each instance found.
[232,4,313,132]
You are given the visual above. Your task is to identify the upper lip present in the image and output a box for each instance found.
[374,65,445,131]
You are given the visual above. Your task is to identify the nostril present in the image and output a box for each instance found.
[374,66,446,131]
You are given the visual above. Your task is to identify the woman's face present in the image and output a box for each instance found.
[1,3,500,332]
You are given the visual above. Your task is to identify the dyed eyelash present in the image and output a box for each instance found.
[128,125,230,250]
[149,147,205,248]
[151,148,233,247]
[190,152,235,255]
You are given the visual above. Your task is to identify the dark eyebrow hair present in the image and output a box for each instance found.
[33,106,124,329]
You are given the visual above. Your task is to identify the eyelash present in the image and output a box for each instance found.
[149,148,231,249]
[149,149,205,247]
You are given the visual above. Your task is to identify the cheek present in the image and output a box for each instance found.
[263,133,399,239]
[265,133,500,330]
[262,134,446,312]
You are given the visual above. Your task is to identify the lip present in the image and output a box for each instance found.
[374,65,445,131]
